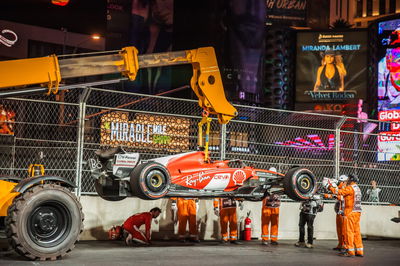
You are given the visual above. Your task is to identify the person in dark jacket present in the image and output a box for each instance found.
[295,195,324,248]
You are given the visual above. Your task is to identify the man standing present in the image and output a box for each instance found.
[324,175,347,251]
[295,195,324,248]
[214,198,242,244]
[123,207,161,245]
[261,194,280,245]
[171,198,199,242]
[325,174,364,257]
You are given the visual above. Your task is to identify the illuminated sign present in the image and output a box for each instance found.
[378,110,400,121]
[275,133,335,152]
[0,29,18,47]
[100,112,190,151]
[51,0,70,6]
[376,18,400,161]
[296,31,367,103]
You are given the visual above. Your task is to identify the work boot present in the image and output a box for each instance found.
[179,238,186,243]
[355,254,364,257]
[294,242,305,247]
[230,240,243,245]
[338,252,354,258]
[189,238,200,243]
[332,247,341,251]
[270,241,279,245]
[262,240,269,246]
[305,243,313,249]
[220,240,229,244]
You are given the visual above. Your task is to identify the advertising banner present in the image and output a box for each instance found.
[266,0,307,26]
[377,18,400,112]
[100,112,190,151]
[296,31,367,103]
[376,18,400,161]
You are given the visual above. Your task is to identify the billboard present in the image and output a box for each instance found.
[377,18,400,111]
[296,31,367,103]
[100,112,190,152]
[376,18,400,161]
[266,0,307,26]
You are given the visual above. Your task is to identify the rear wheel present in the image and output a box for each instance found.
[5,184,83,260]
[130,162,170,200]
[283,167,317,201]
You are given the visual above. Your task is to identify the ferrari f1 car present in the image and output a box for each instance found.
[89,147,317,201]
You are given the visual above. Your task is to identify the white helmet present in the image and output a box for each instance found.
[269,167,277,172]
[312,194,321,200]
[338,175,349,182]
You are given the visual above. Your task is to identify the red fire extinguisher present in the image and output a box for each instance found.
[244,211,252,241]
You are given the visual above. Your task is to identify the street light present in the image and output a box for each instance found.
[73,34,102,54]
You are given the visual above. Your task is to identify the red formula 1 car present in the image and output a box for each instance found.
[89,147,317,201]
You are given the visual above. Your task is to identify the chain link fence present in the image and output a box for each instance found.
[1,87,399,204]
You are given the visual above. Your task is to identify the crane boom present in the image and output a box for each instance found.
[0,46,237,124]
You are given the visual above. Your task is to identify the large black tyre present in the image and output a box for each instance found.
[5,184,84,261]
[283,167,317,201]
[130,162,170,200]
[94,179,127,201]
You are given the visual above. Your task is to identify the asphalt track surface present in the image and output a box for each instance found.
[0,239,399,265]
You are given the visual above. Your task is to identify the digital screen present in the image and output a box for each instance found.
[377,18,400,111]
[296,31,367,103]
[377,18,400,161]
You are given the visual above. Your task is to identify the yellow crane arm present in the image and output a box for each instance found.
[0,46,237,124]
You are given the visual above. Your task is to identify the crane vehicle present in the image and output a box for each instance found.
[0,46,317,260]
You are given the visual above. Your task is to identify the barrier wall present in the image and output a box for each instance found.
[80,196,400,241]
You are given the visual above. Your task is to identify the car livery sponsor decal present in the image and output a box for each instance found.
[232,170,246,185]
[173,170,231,190]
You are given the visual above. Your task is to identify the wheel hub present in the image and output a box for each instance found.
[28,201,71,248]
[150,174,163,188]
[37,212,57,232]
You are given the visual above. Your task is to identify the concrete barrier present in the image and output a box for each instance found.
[79,196,400,241]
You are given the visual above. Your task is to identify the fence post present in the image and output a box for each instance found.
[334,116,347,179]
[75,87,91,197]
[220,123,227,160]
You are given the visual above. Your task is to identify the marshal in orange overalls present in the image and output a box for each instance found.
[325,182,345,250]
[261,194,280,243]
[172,198,198,240]
[214,198,238,242]
[330,182,363,256]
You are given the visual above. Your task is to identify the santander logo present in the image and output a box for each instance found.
[232,170,246,185]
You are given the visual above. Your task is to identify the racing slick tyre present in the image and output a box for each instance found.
[130,162,170,200]
[283,167,317,201]
[94,179,127,201]
[5,184,84,261]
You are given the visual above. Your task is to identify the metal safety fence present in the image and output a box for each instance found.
[1,87,399,204]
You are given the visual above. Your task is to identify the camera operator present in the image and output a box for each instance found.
[295,194,324,248]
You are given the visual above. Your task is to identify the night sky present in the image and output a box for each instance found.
[0,0,106,35]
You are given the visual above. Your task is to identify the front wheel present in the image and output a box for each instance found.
[5,184,83,260]
[130,162,170,200]
[283,167,317,201]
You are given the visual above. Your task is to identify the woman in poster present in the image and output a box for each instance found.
[313,50,347,92]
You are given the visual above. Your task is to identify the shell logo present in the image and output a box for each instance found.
[51,0,70,6]
[232,170,246,185]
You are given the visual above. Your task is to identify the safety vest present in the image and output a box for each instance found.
[264,194,281,208]
[351,184,362,212]
[221,198,236,209]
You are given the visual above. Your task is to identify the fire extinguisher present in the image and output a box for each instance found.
[244,211,252,241]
